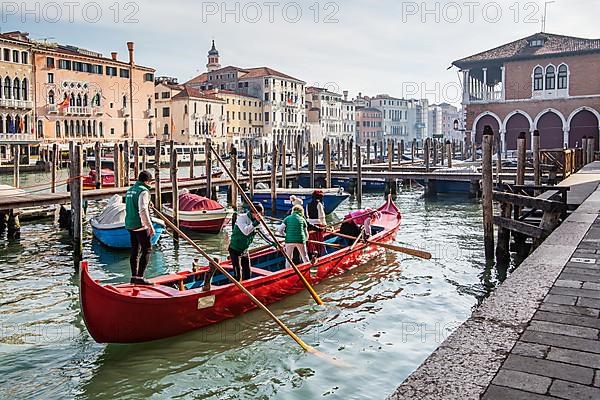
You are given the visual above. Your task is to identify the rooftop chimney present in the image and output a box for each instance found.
[127,41,134,65]
[358,92,362,98]
[343,90,348,101]
[111,52,118,61]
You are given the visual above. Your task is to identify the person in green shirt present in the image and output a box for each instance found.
[277,205,311,268]
[125,170,155,285]
[228,202,266,281]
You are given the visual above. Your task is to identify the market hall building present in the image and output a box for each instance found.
[453,32,600,152]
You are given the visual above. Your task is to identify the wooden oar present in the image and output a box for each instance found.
[329,231,432,260]
[151,205,318,354]
[210,146,324,306]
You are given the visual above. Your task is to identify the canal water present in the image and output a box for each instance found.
[0,170,501,400]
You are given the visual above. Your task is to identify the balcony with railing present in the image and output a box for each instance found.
[462,65,505,105]
[0,133,36,142]
[0,99,32,108]
[65,106,92,115]
[47,104,58,114]
[93,106,104,115]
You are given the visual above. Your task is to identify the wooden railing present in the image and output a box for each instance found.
[540,148,584,179]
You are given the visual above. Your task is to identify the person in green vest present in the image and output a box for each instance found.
[125,170,155,285]
[277,204,311,268]
[228,202,267,281]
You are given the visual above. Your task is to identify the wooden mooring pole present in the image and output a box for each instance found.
[366,139,371,165]
[325,139,331,188]
[271,141,278,213]
[94,141,102,189]
[123,140,130,186]
[170,140,179,239]
[51,143,58,193]
[248,142,255,198]
[113,143,121,188]
[482,126,495,262]
[280,141,286,189]
[189,146,195,179]
[533,130,541,192]
[308,143,315,188]
[154,139,162,210]
[133,141,140,180]
[13,144,20,188]
[356,144,363,207]
[446,140,453,168]
[228,145,238,208]
[205,138,215,200]
[71,144,83,268]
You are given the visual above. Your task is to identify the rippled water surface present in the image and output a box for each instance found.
[0,171,497,400]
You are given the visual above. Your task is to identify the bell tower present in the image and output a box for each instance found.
[207,40,221,72]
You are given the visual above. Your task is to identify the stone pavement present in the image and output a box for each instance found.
[482,218,600,399]
[388,180,600,399]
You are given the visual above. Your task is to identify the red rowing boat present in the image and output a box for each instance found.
[80,197,401,343]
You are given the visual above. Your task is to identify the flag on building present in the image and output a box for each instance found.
[58,94,71,110]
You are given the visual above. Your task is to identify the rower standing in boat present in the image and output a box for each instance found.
[125,171,155,285]
[277,205,311,268]
[306,190,326,257]
[228,202,267,281]
[339,208,381,245]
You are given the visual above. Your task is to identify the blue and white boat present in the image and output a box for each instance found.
[250,188,349,214]
[296,175,393,192]
[90,195,165,249]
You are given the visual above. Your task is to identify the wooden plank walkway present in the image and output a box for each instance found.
[539,161,600,208]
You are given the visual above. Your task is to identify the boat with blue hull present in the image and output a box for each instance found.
[90,195,165,249]
[250,188,349,214]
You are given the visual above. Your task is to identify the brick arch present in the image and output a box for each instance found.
[473,113,501,145]
[569,109,599,150]
[504,112,532,151]
[536,111,565,149]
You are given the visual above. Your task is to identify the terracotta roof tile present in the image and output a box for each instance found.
[453,32,600,68]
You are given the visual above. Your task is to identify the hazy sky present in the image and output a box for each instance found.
[2,0,598,105]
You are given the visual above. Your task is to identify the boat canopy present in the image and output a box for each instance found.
[179,189,224,212]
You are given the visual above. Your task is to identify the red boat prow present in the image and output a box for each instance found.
[80,197,401,343]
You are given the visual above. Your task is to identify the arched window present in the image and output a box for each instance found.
[56,121,61,138]
[4,77,12,99]
[70,121,74,136]
[37,120,43,136]
[21,78,27,100]
[0,76,3,99]
[558,64,568,90]
[533,67,544,91]
[92,93,101,107]
[76,94,82,107]
[122,95,127,108]
[6,115,13,133]
[545,65,556,90]
[0,116,3,133]
[48,90,55,105]
[64,120,69,137]
[184,104,188,115]
[147,97,151,110]
[83,94,88,107]
[76,120,81,136]
[163,124,169,135]
[81,120,86,136]
[15,116,21,133]
[87,121,92,136]
[69,93,75,106]
[93,121,97,137]
[148,121,152,137]
[99,122,103,137]
[124,120,128,135]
